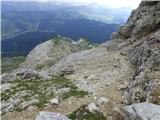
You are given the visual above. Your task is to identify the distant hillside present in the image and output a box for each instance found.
[1,18,119,56]
[56,19,119,43]
[1,31,56,56]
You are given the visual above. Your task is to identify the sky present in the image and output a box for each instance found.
[2,0,142,9]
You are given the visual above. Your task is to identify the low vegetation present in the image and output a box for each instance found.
[53,38,60,45]
[1,56,25,73]
[151,62,160,71]
[68,105,106,120]
[36,63,46,70]
[2,76,88,112]
[77,38,98,50]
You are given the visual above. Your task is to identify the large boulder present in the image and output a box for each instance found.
[35,111,70,120]
[123,102,160,120]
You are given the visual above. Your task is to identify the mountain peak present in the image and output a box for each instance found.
[112,1,160,39]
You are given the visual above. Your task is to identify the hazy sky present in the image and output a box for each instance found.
[2,0,142,9]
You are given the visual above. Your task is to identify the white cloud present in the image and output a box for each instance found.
[38,0,142,8]
[3,0,142,9]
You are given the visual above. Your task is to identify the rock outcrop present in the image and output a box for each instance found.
[23,37,80,70]
[113,1,160,39]
[111,1,160,105]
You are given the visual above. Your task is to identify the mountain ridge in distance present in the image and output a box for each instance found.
[2,1,130,40]
[2,18,119,56]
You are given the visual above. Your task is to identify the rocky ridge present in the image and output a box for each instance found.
[1,1,160,120]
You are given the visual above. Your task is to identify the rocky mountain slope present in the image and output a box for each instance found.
[1,1,160,120]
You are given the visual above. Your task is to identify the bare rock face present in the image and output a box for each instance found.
[123,31,160,105]
[108,1,160,118]
[117,1,160,105]
[23,37,80,70]
[123,102,160,120]
[114,1,160,39]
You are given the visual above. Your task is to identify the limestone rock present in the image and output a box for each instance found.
[88,103,99,113]
[16,69,39,79]
[123,102,160,120]
[19,99,39,110]
[1,102,14,114]
[35,111,70,120]
[49,98,59,105]
[1,83,12,91]
[116,1,160,39]
[24,37,80,70]
[97,97,109,106]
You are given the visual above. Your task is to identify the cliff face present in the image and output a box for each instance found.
[1,1,160,120]
[113,1,160,39]
[111,1,160,105]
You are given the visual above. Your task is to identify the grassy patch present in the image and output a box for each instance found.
[2,76,88,112]
[151,62,160,71]
[62,85,88,99]
[149,86,160,105]
[1,56,25,73]
[52,37,61,46]
[68,105,106,120]
[54,39,60,45]
[77,39,97,50]
[36,64,46,70]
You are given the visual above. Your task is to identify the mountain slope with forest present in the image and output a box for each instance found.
[1,19,119,55]
[2,1,130,41]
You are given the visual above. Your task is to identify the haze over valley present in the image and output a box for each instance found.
[1,1,132,55]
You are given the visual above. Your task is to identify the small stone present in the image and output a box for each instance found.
[88,103,98,113]
[117,83,128,90]
[87,75,96,80]
[106,82,111,86]
[97,97,109,106]
[50,98,59,105]
[107,116,113,120]
[120,51,128,56]
[27,106,36,110]
[93,96,98,100]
